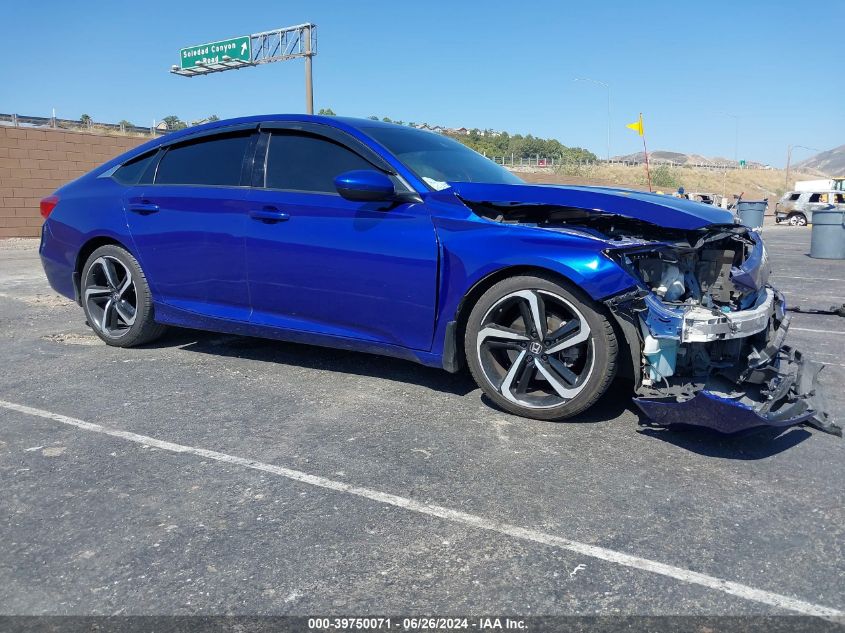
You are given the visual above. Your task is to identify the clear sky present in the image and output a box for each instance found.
[2,0,842,166]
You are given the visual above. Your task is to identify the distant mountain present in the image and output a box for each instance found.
[611,150,768,169]
[793,145,845,176]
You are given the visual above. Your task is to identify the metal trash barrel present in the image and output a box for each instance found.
[810,207,845,259]
[735,200,766,231]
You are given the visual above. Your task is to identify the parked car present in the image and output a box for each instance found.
[775,190,845,225]
[686,191,718,205]
[37,115,839,436]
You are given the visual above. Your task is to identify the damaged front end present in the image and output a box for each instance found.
[604,226,840,436]
[454,184,839,436]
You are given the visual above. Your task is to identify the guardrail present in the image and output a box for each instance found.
[0,113,167,137]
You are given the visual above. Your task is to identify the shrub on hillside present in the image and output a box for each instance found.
[651,164,680,189]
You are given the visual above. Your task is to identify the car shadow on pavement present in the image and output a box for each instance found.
[636,424,813,459]
[490,377,635,425]
[142,329,816,454]
[147,328,479,397]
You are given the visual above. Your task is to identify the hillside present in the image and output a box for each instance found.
[514,162,818,199]
[794,144,845,176]
[611,150,767,169]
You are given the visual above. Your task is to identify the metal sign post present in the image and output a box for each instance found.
[304,24,313,115]
[171,24,317,114]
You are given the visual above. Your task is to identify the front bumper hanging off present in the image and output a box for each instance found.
[634,346,838,435]
[608,289,841,437]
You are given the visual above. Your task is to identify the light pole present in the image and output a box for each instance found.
[719,112,740,165]
[574,78,611,162]
[785,144,819,192]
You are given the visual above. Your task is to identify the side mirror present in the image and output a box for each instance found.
[334,170,396,202]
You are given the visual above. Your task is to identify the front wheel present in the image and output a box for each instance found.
[464,274,618,420]
[80,244,166,347]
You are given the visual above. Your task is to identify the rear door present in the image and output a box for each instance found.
[245,124,439,351]
[125,127,257,321]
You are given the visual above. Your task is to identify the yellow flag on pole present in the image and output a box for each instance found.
[626,113,644,136]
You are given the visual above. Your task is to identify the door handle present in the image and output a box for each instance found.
[250,208,290,223]
[128,202,159,215]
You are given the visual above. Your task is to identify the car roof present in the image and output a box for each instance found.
[158,114,397,143]
[94,114,411,175]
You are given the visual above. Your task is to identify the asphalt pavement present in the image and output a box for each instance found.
[0,222,843,619]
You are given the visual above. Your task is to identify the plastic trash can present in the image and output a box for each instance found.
[810,208,845,259]
[735,200,766,231]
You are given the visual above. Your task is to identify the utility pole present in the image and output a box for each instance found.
[574,78,611,162]
[785,144,819,192]
[304,24,314,115]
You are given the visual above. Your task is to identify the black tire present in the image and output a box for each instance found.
[80,244,166,347]
[464,274,618,421]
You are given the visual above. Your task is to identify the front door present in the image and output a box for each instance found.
[245,128,439,351]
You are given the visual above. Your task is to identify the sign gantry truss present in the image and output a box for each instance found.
[170,23,317,77]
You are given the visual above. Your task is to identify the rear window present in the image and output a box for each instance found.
[809,193,821,202]
[155,133,251,186]
[113,152,156,185]
[788,193,800,201]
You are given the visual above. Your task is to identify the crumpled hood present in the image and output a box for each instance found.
[447,182,734,231]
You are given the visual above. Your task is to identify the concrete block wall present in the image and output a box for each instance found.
[0,127,149,237]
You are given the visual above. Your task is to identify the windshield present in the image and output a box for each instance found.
[362,125,523,190]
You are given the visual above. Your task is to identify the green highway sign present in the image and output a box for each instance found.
[180,35,251,70]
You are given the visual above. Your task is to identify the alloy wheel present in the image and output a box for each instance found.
[83,256,137,338]
[475,289,595,409]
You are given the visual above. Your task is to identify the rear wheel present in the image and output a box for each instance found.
[789,213,807,226]
[464,274,618,420]
[80,244,166,347]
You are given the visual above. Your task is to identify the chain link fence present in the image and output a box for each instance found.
[488,154,762,171]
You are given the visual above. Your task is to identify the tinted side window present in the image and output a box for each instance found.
[266,132,374,193]
[809,193,821,202]
[113,151,156,185]
[155,133,251,186]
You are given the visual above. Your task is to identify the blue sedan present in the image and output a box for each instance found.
[38,115,838,436]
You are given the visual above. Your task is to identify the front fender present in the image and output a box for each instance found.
[430,214,638,368]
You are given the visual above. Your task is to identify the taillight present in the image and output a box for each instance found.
[40,195,59,219]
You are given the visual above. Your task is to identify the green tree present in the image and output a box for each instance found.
[162,115,187,131]
[382,117,393,123]
[207,114,220,122]
[79,114,92,126]
[118,119,133,129]
[368,115,379,121]
[317,108,336,116]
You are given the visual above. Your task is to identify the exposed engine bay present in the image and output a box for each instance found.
[465,199,840,436]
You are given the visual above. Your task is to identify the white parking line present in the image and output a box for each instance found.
[774,276,845,283]
[0,398,841,619]
[791,327,845,335]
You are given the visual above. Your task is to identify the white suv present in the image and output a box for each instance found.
[775,190,845,225]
